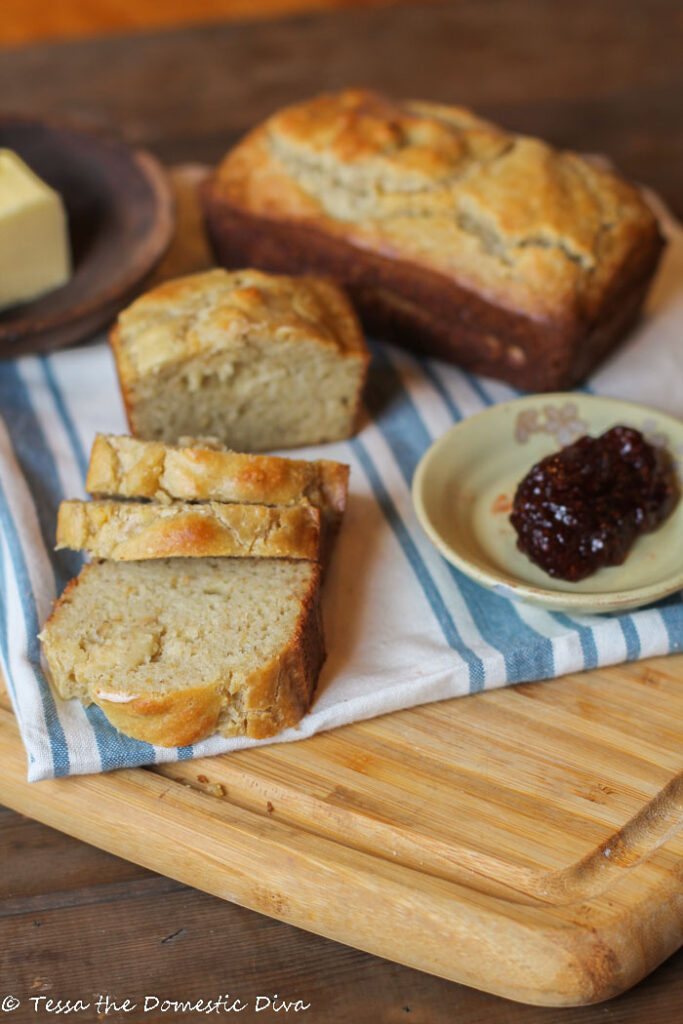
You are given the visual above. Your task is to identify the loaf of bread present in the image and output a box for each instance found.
[86,433,349,532]
[56,498,321,561]
[110,267,369,450]
[202,88,665,392]
[39,557,325,746]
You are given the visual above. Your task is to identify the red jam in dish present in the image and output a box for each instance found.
[510,426,678,582]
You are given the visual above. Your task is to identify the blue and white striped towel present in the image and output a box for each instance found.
[2,208,682,781]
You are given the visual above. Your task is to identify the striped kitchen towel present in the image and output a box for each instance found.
[2,210,682,780]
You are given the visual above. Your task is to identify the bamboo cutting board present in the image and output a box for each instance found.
[2,654,683,1008]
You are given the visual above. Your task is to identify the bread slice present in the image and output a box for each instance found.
[87,433,349,528]
[56,498,321,561]
[39,558,325,746]
[109,267,369,450]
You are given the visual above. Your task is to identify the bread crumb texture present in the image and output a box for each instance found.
[39,558,325,746]
[111,267,369,449]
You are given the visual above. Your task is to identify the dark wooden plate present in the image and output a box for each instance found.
[0,116,174,358]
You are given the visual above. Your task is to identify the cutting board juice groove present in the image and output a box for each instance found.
[160,660,683,905]
[2,655,683,1006]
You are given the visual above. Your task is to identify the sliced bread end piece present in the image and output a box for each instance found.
[56,498,322,561]
[86,433,350,525]
[39,558,325,746]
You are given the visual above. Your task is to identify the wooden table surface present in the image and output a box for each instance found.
[1,0,412,48]
[1,2,682,1021]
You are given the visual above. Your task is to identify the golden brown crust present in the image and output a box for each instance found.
[95,685,226,748]
[86,433,349,521]
[210,89,660,320]
[108,323,136,435]
[56,499,322,561]
[203,88,665,391]
[39,559,326,747]
[111,266,368,387]
[229,562,325,739]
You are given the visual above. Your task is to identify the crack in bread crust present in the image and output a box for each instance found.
[203,89,664,391]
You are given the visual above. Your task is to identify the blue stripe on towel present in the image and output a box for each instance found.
[0,361,82,592]
[36,358,158,769]
[653,594,683,651]
[419,361,476,423]
[0,473,69,776]
[0,529,18,708]
[550,613,599,671]
[84,705,158,770]
[618,616,642,661]
[351,435,486,691]
[40,355,89,482]
[465,371,513,407]
[368,346,556,683]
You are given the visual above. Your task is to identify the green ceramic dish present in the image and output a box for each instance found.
[412,394,683,613]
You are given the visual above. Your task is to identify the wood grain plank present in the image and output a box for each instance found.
[1,0,417,48]
[0,860,494,1024]
[148,657,683,905]
[3,657,683,1006]
[0,809,156,902]
[1,0,681,215]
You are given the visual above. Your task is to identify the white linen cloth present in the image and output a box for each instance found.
[1,204,681,781]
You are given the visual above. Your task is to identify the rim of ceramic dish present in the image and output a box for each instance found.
[412,394,683,613]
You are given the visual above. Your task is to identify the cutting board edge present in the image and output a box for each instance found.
[2,707,683,1008]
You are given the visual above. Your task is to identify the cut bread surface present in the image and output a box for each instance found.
[56,498,322,561]
[39,558,325,746]
[110,267,369,449]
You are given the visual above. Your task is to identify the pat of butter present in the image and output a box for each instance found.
[0,149,71,312]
